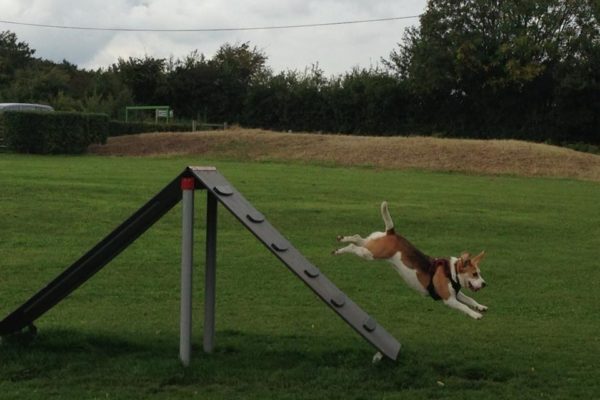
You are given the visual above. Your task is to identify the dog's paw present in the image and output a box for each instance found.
[332,248,340,255]
[372,351,383,364]
[475,304,488,312]
[470,311,483,320]
[336,235,343,242]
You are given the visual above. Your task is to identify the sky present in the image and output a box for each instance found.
[0,0,427,76]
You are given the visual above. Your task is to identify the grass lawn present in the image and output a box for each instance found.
[1,154,599,399]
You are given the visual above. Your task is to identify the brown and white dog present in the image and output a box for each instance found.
[333,202,488,319]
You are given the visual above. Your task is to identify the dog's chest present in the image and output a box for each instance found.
[387,253,428,295]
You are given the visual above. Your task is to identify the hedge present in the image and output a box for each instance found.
[2,111,109,154]
[108,120,193,137]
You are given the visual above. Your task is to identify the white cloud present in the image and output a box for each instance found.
[0,0,426,75]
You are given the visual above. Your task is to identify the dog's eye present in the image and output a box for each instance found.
[472,272,479,278]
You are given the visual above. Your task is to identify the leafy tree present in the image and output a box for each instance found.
[87,67,135,118]
[166,50,219,120]
[113,55,167,105]
[161,43,269,123]
[326,68,411,135]
[209,42,269,121]
[243,69,296,130]
[386,0,600,142]
[0,30,35,85]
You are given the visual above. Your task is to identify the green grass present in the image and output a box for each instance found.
[1,154,599,399]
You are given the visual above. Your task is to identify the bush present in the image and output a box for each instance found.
[2,111,108,154]
[108,120,193,136]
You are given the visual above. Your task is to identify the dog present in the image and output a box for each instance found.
[333,202,488,320]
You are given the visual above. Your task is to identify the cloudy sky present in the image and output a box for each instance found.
[0,0,427,75]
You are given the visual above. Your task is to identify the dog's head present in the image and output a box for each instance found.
[456,251,487,292]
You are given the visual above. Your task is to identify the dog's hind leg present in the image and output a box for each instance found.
[332,244,374,260]
[336,234,367,245]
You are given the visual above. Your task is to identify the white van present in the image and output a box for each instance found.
[0,103,54,112]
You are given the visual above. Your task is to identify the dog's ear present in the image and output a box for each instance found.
[456,252,470,272]
[455,256,466,272]
[472,251,486,264]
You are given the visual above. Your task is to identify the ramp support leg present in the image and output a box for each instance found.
[179,178,195,366]
[204,192,217,353]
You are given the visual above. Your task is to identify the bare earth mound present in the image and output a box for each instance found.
[89,128,600,182]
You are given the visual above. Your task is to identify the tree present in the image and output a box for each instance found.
[113,56,167,105]
[385,0,600,142]
[166,50,218,120]
[0,31,35,85]
[209,42,269,121]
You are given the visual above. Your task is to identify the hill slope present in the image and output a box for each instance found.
[89,129,600,182]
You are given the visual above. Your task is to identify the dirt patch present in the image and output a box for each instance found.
[89,128,600,182]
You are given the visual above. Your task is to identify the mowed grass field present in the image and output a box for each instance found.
[1,153,599,399]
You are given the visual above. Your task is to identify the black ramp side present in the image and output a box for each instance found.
[189,167,401,360]
[0,173,188,336]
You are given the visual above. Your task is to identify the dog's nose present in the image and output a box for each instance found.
[482,282,487,288]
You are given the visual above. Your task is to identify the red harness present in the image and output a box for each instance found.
[427,258,461,301]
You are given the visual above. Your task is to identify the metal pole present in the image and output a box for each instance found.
[179,177,195,366]
[203,192,217,353]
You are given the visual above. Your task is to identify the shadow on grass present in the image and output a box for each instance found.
[1,328,516,398]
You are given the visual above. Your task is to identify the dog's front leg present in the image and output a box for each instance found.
[457,292,488,312]
[443,297,483,320]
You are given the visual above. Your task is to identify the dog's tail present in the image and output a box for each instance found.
[381,201,395,235]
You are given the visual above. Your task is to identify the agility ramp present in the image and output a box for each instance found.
[0,167,400,361]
